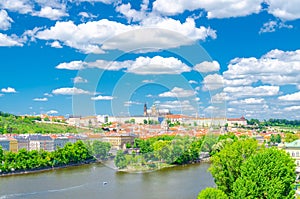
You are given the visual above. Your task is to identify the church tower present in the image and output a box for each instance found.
[143,103,147,116]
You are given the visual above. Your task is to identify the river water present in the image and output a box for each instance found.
[0,163,214,199]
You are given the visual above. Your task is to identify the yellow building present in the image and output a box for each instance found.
[9,138,18,153]
[102,134,135,150]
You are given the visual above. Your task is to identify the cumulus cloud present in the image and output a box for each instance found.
[223,49,300,87]
[267,0,300,21]
[49,41,62,48]
[259,20,293,34]
[159,87,195,98]
[33,6,68,20]
[0,0,33,14]
[47,110,58,114]
[193,61,220,73]
[284,106,300,111]
[125,56,191,75]
[56,61,85,70]
[33,97,48,101]
[159,100,196,111]
[35,17,216,53]
[124,101,142,107]
[278,91,300,101]
[223,86,279,98]
[91,95,114,100]
[0,33,23,46]
[202,74,224,90]
[73,76,88,83]
[152,0,262,18]
[189,80,198,84]
[56,56,191,75]
[1,87,17,93]
[229,98,265,105]
[52,87,90,95]
[0,9,13,30]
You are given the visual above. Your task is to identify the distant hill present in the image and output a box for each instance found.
[0,111,83,134]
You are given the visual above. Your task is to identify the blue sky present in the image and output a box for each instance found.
[0,0,300,119]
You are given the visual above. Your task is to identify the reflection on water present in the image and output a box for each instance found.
[0,163,214,199]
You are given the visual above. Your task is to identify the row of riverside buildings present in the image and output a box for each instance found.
[0,133,135,153]
[0,135,78,152]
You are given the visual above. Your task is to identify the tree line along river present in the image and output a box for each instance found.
[0,162,214,199]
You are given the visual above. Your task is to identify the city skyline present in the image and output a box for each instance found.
[0,1,299,119]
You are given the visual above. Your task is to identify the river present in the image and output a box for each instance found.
[0,163,214,199]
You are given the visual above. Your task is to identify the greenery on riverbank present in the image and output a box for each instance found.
[0,141,94,174]
[198,137,296,198]
[114,135,211,171]
[0,112,83,134]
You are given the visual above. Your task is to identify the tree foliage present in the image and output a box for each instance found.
[197,187,228,199]
[209,139,259,195]
[232,148,296,199]
[114,150,127,169]
[0,113,81,135]
[0,141,93,173]
[284,133,298,143]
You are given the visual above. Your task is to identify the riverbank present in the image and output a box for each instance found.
[0,159,97,177]
[117,157,211,173]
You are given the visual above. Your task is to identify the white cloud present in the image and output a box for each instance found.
[193,61,220,73]
[125,56,191,75]
[211,92,232,103]
[278,91,300,101]
[0,33,23,46]
[284,106,300,111]
[267,0,300,21]
[1,87,17,93]
[116,3,147,22]
[142,79,154,83]
[35,17,216,53]
[52,87,90,95]
[224,85,279,97]
[202,74,224,90]
[50,41,62,48]
[44,93,53,97]
[47,110,58,114]
[223,49,300,87]
[33,97,48,102]
[152,0,262,18]
[159,87,195,98]
[74,0,115,4]
[0,9,13,30]
[56,61,85,70]
[33,6,68,20]
[124,101,142,107]
[159,100,195,111]
[0,93,3,97]
[189,80,197,84]
[259,20,293,34]
[73,76,88,84]
[91,95,114,100]
[56,56,191,75]
[0,0,32,14]
[229,98,265,105]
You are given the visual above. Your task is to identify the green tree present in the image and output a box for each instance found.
[270,134,276,144]
[284,133,298,143]
[0,146,3,163]
[209,139,258,195]
[114,150,127,169]
[232,148,296,198]
[198,187,228,199]
[275,134,281,143]
[92,141,111,160]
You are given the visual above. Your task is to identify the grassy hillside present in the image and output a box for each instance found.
[0,112,85,134]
